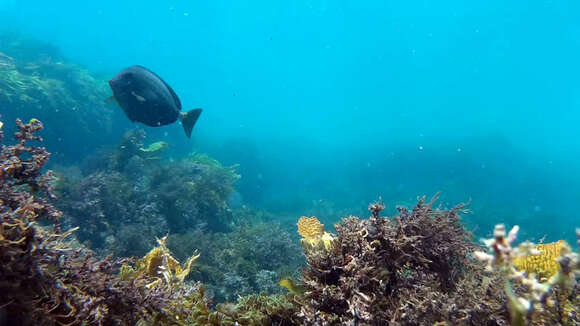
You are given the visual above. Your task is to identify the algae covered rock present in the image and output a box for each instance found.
[56,144,241,256]
[0,31,124,163]
[167,220,303,303]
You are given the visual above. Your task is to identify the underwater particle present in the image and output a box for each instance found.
[457,147,462,152]
[108,65,202,138]
[418,145,423,151]
[183,12,190,16]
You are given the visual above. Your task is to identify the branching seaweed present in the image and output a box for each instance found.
[295,196,508,325]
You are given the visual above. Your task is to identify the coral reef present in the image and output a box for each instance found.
[295,196,510,325]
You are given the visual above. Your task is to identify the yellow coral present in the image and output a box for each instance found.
[514,240,566,281]
[297,216,324,240]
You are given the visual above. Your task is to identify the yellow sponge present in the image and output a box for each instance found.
[297,216,336,251]
[297,216,324,240]
[514,240,566,281]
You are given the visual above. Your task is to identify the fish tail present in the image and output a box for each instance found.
[180,108,202,138]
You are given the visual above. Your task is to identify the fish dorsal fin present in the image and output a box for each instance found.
[134,65,182,110]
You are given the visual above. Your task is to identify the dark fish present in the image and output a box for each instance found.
[108,65,202,138]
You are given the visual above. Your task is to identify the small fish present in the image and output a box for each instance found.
[138,141,170,160]
[279,278,306,295]
[108,65,202,138]
[138,141,170,153]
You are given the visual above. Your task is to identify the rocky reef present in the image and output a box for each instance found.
[55,129,241,257]
[0,118,298,326]
[53,129,303,302]
[1,118,578,325]
[0,31,124,163]
[0,119,195,325]
[168,221,303,302]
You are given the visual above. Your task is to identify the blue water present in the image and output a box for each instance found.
[2,0,580,243]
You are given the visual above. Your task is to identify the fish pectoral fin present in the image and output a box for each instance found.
[131,91,147,102]
[180,108,202,138]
